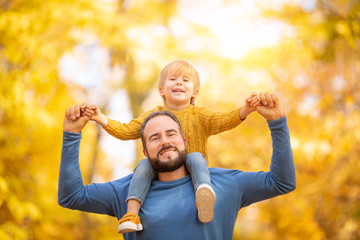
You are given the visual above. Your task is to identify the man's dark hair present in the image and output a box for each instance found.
[140,111,185,149]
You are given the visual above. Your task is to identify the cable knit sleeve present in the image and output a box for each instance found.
[197,107,243,137]
[104,107,159,140]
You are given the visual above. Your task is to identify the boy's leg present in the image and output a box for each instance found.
[186,152,216,223]
[117,159,155,234]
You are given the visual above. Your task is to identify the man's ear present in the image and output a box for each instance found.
[184,138,187,146]
[143,149,148,158]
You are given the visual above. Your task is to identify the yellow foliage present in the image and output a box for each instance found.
[1,0,359,239]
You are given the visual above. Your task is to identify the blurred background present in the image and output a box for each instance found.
[1,0,359,239]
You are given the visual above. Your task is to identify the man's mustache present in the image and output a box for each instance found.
[157,145,178,158]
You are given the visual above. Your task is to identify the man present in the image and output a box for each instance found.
[58,93,296,240]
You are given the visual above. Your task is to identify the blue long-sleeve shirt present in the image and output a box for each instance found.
[58,116,296,240]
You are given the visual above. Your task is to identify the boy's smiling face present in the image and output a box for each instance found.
[159,73,199,109]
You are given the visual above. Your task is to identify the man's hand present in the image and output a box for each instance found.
[255,92,285,121]
[63,105,93,133]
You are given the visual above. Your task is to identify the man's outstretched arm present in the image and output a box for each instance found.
[257,92,296,192]
[58,106,115,216]
[238,93,296,207]
[58,130,85,207]
[268,116,296,193]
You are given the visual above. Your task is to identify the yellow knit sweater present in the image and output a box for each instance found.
[105,105,243,160]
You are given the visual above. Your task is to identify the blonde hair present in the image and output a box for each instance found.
[158,60,200,105]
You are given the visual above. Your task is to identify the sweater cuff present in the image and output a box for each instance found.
[62,130,82,144]
[235,107,243,122]
[104,118,119,134]
[267,115,287,130]
[63,130,82,138]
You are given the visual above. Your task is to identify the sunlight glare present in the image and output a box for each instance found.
[177,0,296,59]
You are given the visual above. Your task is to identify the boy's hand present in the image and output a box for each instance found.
[80,103,109,128]
[239,92,260,120]
[80,104,95,118]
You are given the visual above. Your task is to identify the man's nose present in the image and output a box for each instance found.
[160,136,170,146]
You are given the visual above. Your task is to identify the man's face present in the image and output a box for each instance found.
[143,115,187,172]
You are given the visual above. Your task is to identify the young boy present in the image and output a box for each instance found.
[80,60,260,234]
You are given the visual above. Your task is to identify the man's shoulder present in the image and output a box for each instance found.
[209,167,243,177]
[107,173,133,190]
[209,168,245,193]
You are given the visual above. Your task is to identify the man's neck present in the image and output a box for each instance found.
[157,166,189,181]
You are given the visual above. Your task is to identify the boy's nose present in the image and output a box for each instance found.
[176,78,183,84]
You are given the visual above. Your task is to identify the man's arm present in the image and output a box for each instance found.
[235,115,296,208]
[256,92,295,192]
[235,93,296,207]
[58,106,117,216]
[268,116,296,193]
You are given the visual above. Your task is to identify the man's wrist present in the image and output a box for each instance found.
[266,112,285,121]
[63,126,82,133]
[63,119,85,133]
[268,115,286,125]
[63,129,82,135]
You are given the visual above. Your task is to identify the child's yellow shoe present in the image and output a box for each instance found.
[117,212,143,234]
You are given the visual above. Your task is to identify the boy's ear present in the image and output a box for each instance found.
[159,87,165,96]
[192,89,199,97]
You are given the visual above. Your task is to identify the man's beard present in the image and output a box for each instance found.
[147,145,187,173]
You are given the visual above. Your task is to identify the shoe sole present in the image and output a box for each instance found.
[196,187,215,223]
[117,222,143,234]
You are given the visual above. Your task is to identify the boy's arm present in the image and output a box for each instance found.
[80,104,157,140]
[80,104,108,128]
[105,108,159,140]
[198,92,260,136]
[198,107,243,136]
